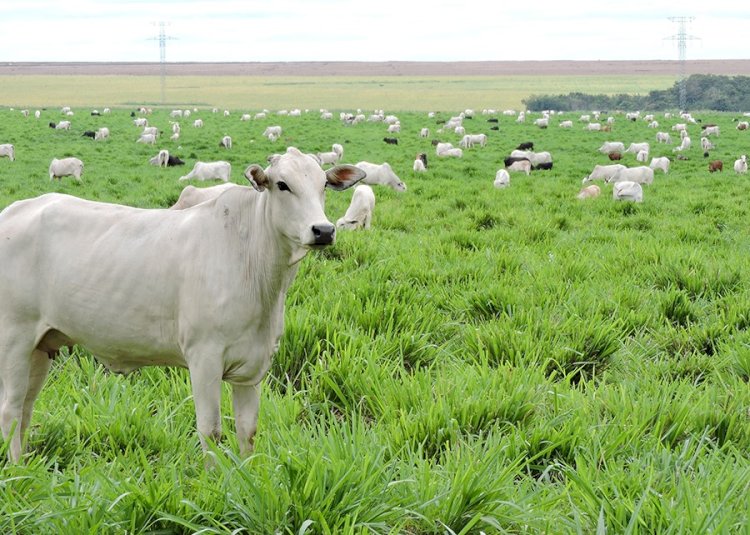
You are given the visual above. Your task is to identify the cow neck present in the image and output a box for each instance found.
[243,191,302,310]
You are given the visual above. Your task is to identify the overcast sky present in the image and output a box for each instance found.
[0,1,745,63]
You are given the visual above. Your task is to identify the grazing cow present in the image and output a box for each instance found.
[559,120,573,128]
[383,137,398,145]
[95,127,110,141]
[736,121,749,131]
[493,169,510,188]
[137,133,157,145]
[220,135,232,149]
[585,122,602,131]
[48,157,83,181]
[606,166,654,185]
[149,149,170,167]
[649,157,670,174]
[613,181,643,202]
[82,130,96,139]
[413,158,426,172]
[673,136,692,152]
[533,117,549,128]
[734,155,748,174]
[0,147,365,463]
[533,161,554,171]
[576,185,601,199]
[598,141,625,154]
[700,137,715,151]
[487,118,499,123]
[516,142,534,151]
[438,148,463,158]
[332,144,344,160]
[193,119,204,128]
[0,143,15,161]
[608,152,622,161]
[708,160,724,173]
[355,161,407,191]
[336,184,376,230]
[655,131,671,144]
[582,164,627,184]
[419,128,430,138]
[263,126,283,139]
[317,151,340,165]
[636,150,649,163]
[49,121,71,130]
[417,152,428,168]
[133,117,148,127]
[170,183,241,210]
[504,156,531,168]
[510,150,552,167]
[624,142,649,155]
[179,161,232,182]
[506,160,531,175]
[702,125,720,137]
[387,123,401,134]
[459,134,487,148]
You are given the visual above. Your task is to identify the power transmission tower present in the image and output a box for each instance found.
[665,17,699,111]
[148,21,177,105]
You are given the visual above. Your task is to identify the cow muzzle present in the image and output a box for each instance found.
[311,223,336,246]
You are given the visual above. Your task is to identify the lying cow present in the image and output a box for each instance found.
[0,143,15,161]
[613,181,643,202]
[0,147,365,463]
[179,161,232,182]
[336,184,376,230]
[49,157,83,181]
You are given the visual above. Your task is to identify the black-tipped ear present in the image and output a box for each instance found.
[325,164,366,191]
[244,164,269,192]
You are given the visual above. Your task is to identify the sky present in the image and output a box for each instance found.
[0,1,746,63]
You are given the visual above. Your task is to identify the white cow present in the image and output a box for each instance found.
[636,149,649,163]
[459,134,488,148]
[336,185,376,230]
[585,122,601,131]
[149,149,170,167]
[700,137,715,151]
[0,147,365,463]
[133,118,148,127]
[606,166,654,185]
[506,160,531,175]
[220,135,232,149]
[576,185,601,199]
[0,143,15,161]
[95,127,110,141]
[263,126,282,139]
[649,157,670,174]
[53,121,71,130]
[702,125,720,137]
[420,128,430,138]
[49,157,83,181]
[193,119,204,128]
[655,131,671,144]
[170,183,240,210]
[582,164,626,184]
[355,161,407,191]
[387,123,401,134]
[598,142,625,154]
[510,150,552,167]
[559,120,573,128]
[734,155,748,174]
[673,136,691,152]
[137,133,157,145]
[142,126,158,137]
[435,142,454,156]
[439,148,463,158]
[332,143,344,160]
[493,169,510,188]
[613,181,643,202]
[625,142,650,155]
[413,158,426,172]
[534,117,549,128]
[179,161,232,182]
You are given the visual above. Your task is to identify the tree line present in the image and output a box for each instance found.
[523,74,750,112]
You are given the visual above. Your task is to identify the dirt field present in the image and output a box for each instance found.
[3,59,750,77]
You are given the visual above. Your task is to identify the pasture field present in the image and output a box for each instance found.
[0,73,677,111]
[1,105,750,534]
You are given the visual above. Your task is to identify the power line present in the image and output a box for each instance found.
[148,21,178,105]
[664,17,700,111]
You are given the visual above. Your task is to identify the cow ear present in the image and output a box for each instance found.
[244,164,269,192]
[325,164,366,191]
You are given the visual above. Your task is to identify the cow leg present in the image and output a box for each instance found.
[19,350,53,448]
[0,342,33,462]
[232,382,261,457]
[188,361,223,453]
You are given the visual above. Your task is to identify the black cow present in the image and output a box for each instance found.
[166,155,185,166]
[417,152,428,168]
[533,162,554,171]
[516,142,534,151]
[82,131,96,139]
[504,156,531,168]
[383,137,399,145]
[487,118,499,123]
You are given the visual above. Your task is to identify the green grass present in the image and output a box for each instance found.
[1,104,750,533]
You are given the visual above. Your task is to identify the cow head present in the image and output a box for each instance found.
[244,147,365,257]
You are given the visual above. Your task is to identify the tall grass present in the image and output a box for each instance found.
[1,103,749,533]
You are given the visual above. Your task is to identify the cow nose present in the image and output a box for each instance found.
[311,223,335,245]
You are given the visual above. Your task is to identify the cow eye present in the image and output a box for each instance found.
[277,181,291,192]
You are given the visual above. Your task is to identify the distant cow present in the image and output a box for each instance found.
[336,184,376,230]
[170,183,239,209]
[576,185,601,199]
[516,142,534,151]
[613,181,643,202]
[0,143,15,161]
[708,160,723,173]
[82,130,96,139]
[608,152,622,161]
[179,161,232,182]
[49,157,84,181]
[383,137,398,145]
[355,161,407,191]
[493,169,510,188]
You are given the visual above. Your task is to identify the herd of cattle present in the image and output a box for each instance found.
[2,103,750,462]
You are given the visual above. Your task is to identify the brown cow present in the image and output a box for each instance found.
[608,152,622,161]
[708,160,723,173]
